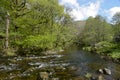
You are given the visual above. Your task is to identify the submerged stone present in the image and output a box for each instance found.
[91,76,97,80]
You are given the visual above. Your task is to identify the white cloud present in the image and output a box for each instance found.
[59,0,79,8]
[107,7,120,18]
[59,0,102,20]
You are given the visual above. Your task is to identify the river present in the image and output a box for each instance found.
[0,47,120,80]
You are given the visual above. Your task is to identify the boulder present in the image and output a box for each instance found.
[98,75,104,80]
[37,72,49,80]
[98,69,104,74]
[98,68,111,75]
[55,66,65,71]
[103,68,111,75]
[59,50,64,52]
[52,78,59,80]
[68,66,78,71]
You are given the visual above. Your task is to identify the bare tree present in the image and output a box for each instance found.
[5,12,10,53]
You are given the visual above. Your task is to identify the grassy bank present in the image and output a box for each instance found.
[83,41,120,62]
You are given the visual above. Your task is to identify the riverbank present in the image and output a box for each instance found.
[82,41,120,64]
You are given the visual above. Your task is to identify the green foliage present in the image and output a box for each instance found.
[94,41,116,54]
[22,34,56,50]
[79,16,113,46]
[0,33,5,38]
[112,12,120,43]
[112,12,120,25]
[0,0,75,55]
[83,41,120,59]
[108,44,120,58]
[54,25,76,49]
[4,48,16,56]
[110,50,120,58]
[83,46,92,52]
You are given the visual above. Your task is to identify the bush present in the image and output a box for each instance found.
[22,35,56,50]
[83,46,92,52]
[94,41,116,54]
[109,45,120,58]
[110,50,120,58]
[15,34,56,55]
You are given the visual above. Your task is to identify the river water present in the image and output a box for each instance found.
[0,48,120,80]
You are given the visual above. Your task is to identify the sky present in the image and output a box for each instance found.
[59,0,120,21]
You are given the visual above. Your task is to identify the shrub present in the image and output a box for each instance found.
[22,35,56,50]
[110,50,120,58]
[94,41,116,54]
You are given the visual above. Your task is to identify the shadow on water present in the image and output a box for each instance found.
[0,47,120,80]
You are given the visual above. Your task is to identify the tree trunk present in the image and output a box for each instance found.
[5,12,10,53]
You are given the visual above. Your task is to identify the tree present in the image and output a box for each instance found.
[0,0,28,54]
[79,15,112,46]
[0,0,75,55]
[5,12,10,51]
[112,12,120,43]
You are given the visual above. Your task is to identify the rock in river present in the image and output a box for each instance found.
[103,68,111,75]
[98,68,111,75]
[91,76,97,80]
[52,78,59,80]
[37,72,49,80]
[98,75,104,80]
[98,69,104,74]
[68,66,78,71]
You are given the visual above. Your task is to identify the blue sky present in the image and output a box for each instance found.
[59,0,120,21]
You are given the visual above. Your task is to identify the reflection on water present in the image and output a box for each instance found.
[0,48,120,80]
[64,48,120,79]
